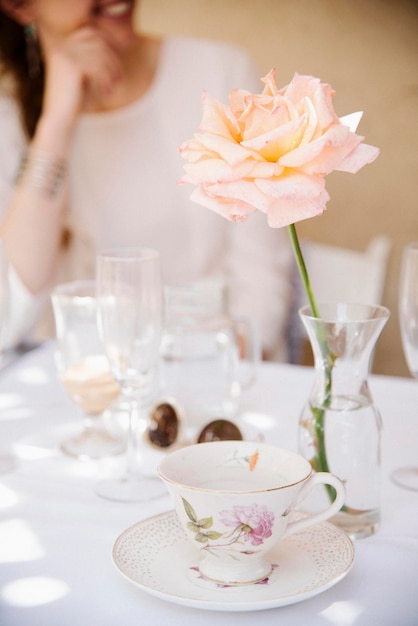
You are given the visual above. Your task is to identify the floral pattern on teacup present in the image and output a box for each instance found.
[219,504,274,546]
[223,448,259,471]
[182,498,274,557]
[220,450,260,472]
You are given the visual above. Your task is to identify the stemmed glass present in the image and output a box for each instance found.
[0,242,18,474]
[393,242,418,491]
[95,247,167,502]
[51,280,125,459]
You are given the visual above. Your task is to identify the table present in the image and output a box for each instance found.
[0,342,417,625]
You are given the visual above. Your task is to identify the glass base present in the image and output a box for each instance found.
[0,453,18,474]
[60,429,125,460]
[94,475,167,502]
[331,508,379,540]
[392,467,418,492]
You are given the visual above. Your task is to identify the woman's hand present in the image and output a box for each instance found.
[41,26,123,129]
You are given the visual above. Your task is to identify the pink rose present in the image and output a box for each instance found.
[219,504,274,546]
[179,69,379,227]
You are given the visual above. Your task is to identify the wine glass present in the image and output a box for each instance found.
[51,280,125,460]
[393,242,418,491]
[0,242,18,474]
[94,247,167,502]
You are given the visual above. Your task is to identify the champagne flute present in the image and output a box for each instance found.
[51,280,125,459]
[95,247,166,502]
[0,242,18,474]
[393,242,418,491]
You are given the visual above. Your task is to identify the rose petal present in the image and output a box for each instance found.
[261,68,279,96]
[239,95,295,141]
[179,137,216,163]
[256,174,329,227]
[281,74,338,129]
[193,132,256,166]
[181,157,284,185]
[299,96,319,144]
[206,178,276,214]
[199,91,240,139]
[309,80,339,129]
[336,142,380,173]
[242,115,306,161]
[279,125,362,174]
[280,73,322,102]
[190,185,255,221]
[229,87,253,117]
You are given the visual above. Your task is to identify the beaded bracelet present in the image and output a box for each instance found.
[16,149,67,198]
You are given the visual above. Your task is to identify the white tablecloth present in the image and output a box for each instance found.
[0,342,417,625]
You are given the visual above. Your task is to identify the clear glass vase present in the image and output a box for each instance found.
[298,302,390,539]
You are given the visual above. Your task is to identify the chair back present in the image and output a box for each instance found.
[302,235,391,306]
[288,235,392,364]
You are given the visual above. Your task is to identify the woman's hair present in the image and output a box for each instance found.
[0,8,44,138]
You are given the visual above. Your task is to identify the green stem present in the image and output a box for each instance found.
[288,224,320,318]
[287,224,336,502]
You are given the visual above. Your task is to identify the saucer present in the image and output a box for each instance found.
[112,510,355,612]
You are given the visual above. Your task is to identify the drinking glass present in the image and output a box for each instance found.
[0,242,18,474]
[393,242,418,491]
[160,280,259,440]
[95,248,166,502]
[51,280,125,459]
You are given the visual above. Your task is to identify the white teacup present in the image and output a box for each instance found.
[158,441,345,586]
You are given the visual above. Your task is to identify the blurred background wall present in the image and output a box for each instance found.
[136,0,418,377]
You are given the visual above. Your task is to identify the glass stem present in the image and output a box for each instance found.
[124,396,148,480]
[125,397,139,479]
[83,415,97,433]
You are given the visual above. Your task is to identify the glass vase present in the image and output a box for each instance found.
[298,302,390,539]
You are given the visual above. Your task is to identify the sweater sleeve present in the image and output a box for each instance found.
[0,94,49,348]
[6,265,49,349]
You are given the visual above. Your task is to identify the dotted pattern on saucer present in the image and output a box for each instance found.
[113,511,184,592]
[283,522,355,593]
[113,510,355,598]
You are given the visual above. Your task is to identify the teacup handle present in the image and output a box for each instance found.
[283,472,345,538]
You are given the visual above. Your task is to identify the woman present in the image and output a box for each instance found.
[0,0,294,360]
